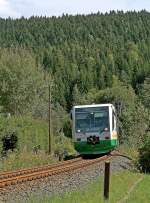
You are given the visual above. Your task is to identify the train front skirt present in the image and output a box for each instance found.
[74,139,118,154]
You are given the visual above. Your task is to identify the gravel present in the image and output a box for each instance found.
[0,155,132,203]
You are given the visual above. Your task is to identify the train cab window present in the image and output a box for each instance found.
[75,107,109,133]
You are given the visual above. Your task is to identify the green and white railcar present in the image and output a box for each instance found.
[71,104,118,154]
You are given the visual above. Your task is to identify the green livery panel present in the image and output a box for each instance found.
[74,139,118,154]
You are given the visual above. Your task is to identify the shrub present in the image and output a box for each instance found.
[2,132,18,153]
[138,134,150,173]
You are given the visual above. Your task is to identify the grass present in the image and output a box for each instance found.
[0,150,56,171]
[0,116,75,171]
[27,171,149,203]
[127,175,150,203]
[117,143,138,160]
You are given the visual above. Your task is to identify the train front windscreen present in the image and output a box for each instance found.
[75,106,109,133]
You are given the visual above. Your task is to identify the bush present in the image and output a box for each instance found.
[2,132,18,153]
[54,132,76,160]
[63,119,72,138]
[138,134,150,173]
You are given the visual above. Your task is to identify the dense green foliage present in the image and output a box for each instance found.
[138,134,150,173]
[0,11,150,111]
[0,11,150,169]
[0,49,50,116]
[81,77,150,144]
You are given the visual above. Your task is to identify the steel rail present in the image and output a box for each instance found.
[0,157,82,180]
[0,155,111,189]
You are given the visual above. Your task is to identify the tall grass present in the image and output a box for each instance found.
[0,116,75,171]
[0,150,56,171]
[117,143,138,160]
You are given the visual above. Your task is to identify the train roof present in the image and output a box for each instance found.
[73,104,114,108]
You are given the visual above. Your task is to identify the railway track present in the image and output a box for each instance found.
[0,154,112,190]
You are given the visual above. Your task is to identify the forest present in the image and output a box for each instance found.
[0,10,150,171]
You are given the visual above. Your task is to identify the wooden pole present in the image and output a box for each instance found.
[48,84,52,155]
[104,161,110,200]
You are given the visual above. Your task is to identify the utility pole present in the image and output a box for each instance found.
[48,84,52,155]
